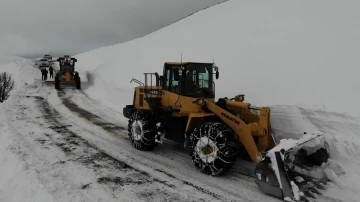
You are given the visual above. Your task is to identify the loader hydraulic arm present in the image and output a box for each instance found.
[224,99,276,150]
[203,99,274,164]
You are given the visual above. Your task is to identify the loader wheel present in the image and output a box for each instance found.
[128,110,157,150]
[189,122,238,175]
[76,76,81,89]
[74,72,79,80]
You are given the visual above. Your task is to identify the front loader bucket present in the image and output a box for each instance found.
[255,133,344,201]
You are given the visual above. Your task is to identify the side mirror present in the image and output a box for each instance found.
[213,64,219,79]
[234,94,245,102]
[159,75,163,86]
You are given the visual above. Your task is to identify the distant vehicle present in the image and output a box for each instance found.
[43,54,55,65]
[38,58,50,68]
[44,54,52,60]
[55,55,81,89]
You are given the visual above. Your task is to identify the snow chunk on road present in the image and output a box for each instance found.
[324,168,339,183]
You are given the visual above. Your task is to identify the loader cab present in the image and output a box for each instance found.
[57,56,77,72]
[162,62,217,98]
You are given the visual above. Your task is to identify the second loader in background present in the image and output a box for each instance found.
[122,61,344,202]
[55,55,81,89]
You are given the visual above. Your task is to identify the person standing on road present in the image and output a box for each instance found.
[49,66,54,78]
[41,68,45,80]
[43,68,48,80]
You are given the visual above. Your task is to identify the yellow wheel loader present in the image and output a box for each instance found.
[123,62,338,201]
[55,55,81,89]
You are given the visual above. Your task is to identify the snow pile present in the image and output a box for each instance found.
[264,133,325,190]
[267,133,324,153]
[267,134,342,179]
[0,56,53,201]
[265,132,347,201]
[270,105,360,201]
[0,56,38,91]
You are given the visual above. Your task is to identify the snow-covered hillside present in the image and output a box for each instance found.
[75,0,360,117]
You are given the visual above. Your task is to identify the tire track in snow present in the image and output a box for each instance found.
[55,90,226,201]
[18,80,221,201]
[52,88,281,202]
[35,94,222,201]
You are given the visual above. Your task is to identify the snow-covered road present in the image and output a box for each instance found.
[0,79,230,201]
[0,66,280,201]
[48,81,279,202]
[1,61,357,202]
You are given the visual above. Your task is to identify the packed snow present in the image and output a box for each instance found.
[1,0,360,202]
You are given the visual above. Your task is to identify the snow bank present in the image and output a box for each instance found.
[270,105,360,201]
[75,0,360,117]
[0,54,24,65]
[264,132,325,193]
[0,56,52,201]
[0,56,38,92]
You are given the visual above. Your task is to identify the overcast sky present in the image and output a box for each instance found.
[0,0,225,58]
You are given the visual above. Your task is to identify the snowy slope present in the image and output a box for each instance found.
[75,0,360,117]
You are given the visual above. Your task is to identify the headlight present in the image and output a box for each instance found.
[193,98,205,106]
[234,94,245,102]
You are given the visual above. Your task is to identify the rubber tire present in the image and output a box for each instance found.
[76,76,81,89]
[189,122,239,175]
[128,110,158,151]
[74,72,79,80]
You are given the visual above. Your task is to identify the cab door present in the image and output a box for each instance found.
[161,65,183,108]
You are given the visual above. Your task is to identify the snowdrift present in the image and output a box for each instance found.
[0,56,54,201]
[270,105,360,201]
[0,56,39,96]
[0,54,24,65]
